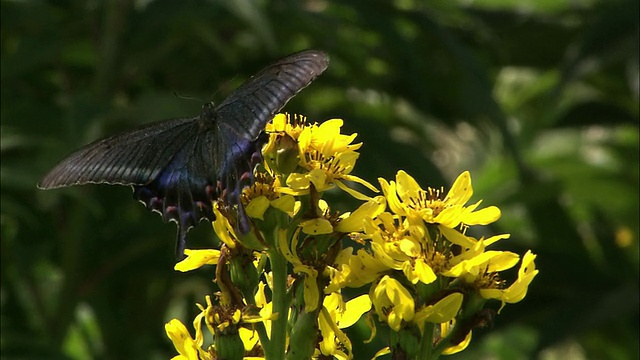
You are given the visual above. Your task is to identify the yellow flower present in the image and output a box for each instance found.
[165,320,202,360]
[300,196,386,236]
[264,113,308,153]
[278,228,320,312]
[379,170,501,229]
[370,275,415,331]
[443,250,520,281]
[165,311,211,360]
[242,169,296,219]
[271,114,378,200]
[212,203,267,251]
[442,247,538,311]
[479,251,539,308]
[327,247,389,290]
[317,293,372,359]
[364,212,439,285]
[230,282,278,354]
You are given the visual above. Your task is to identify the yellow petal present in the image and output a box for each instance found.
[255,282,267,307]
[334,180,370,201]
[299,266,320,312]
[378,178,405,215]
[212,206,237,248]
[338,294,372,328]
[301,218,334,235]
[286,173,311,190]
[174,249,221,272]
[246,196,270,220]
[398,237,420,257]
[271,195,296,216]
[414,292,463,323]
[438,225,477,248]
[482,233,510,246]
[434,205,463,228]
[444,251,519,277]
[382,276,414,322]
[335,196,386,233]
[372,347,391,359]
[414,259,437,284]
[446,171,473,205]
[277,229,299,264]
[341,174,379,193]
[270,113,287,131]
[165,319,200,359]
[318,308,339,355]
[442,328,471,355]
[481,251,538,305]
[485,251,521,272]
[238,328,260,351]
[463,204,501,225]
[395,170,423,203]
[308,169,328,189]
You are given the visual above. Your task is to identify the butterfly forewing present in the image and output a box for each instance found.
[215,50,329,140]
[38,117,199,189]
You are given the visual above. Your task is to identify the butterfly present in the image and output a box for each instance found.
[38,49,330,259]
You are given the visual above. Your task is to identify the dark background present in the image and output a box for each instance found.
[2,0,638,359]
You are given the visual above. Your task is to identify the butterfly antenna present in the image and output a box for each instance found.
[172,92,203,103]
[209,75,239,104]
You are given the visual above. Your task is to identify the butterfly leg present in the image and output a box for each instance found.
[175,224,188,261]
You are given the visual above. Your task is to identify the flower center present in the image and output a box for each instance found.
[475,269,506,290]
[242,174,278,202]
[305,151,348,177]
[409,187,447,217]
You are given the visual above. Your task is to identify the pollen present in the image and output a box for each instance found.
[242,174,278,203]
[288,114,308,128]
[426,250,448,273]
[476,269,506,290]
[304,150,348,177]
[274,113,309,139]
[408,186,448,216]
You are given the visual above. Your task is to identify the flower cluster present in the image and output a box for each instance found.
[165,114,538,360]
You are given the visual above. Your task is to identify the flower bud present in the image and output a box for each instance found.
[229,253,260,298]
[264,134,300,176]
[214,330,245,360]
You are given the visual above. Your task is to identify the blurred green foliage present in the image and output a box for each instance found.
[1,0,638,359]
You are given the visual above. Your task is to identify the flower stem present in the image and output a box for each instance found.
[265,232,289,359]
[417,323,437,360]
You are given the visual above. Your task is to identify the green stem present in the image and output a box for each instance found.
[417,323,436,360]
[265,237,289,359]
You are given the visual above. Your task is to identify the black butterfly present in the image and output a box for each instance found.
[38,50,329,259]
